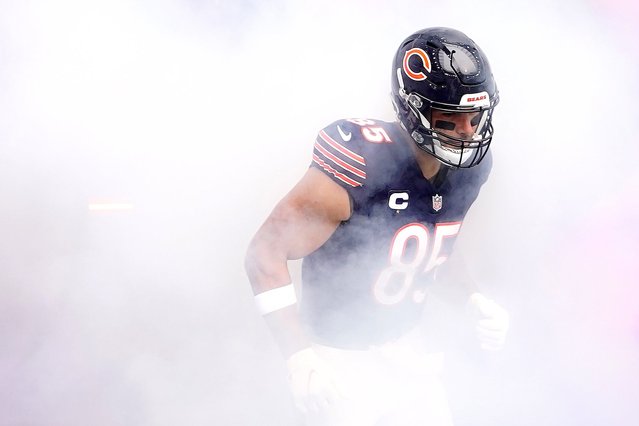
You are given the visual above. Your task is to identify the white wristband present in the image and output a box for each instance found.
[254,284,297,315]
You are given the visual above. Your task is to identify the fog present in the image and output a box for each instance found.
[1,0,638,425]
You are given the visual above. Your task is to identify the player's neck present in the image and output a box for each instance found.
[395,122,442,182]
[411,144,441,181]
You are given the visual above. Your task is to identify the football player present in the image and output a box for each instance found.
[245,27,509,425]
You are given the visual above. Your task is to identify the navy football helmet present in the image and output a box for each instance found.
[391,27,499,168]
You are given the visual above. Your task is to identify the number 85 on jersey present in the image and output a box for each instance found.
[373,222,461,305]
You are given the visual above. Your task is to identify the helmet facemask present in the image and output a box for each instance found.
[411,95,496,168]
[393,70,498,168]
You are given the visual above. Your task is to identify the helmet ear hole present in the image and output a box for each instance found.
[390,93,409,120]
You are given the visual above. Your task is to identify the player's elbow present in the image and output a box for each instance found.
[244,238,263,286]
[244,235,290,294]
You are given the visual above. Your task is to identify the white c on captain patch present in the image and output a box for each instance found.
[389,192,409,210]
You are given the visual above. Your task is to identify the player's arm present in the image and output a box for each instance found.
[433,248,510,351]
[245,167,351,358]
[430,246,478,305]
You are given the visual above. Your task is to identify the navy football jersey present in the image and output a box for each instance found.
[301,118,491,349]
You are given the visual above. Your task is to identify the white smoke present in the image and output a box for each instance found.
[1,0,638,425]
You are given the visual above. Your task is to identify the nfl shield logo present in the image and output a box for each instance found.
[432,194,443,212]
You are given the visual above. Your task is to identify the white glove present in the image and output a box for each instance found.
[286,347,345,414]
[467,292,510,351]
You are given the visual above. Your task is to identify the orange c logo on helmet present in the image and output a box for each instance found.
[403,48,432,81]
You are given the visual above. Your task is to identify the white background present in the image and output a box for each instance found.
[1,0,638,424]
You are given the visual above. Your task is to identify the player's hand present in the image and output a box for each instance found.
[286,347,345,414]
[467,292,510,351]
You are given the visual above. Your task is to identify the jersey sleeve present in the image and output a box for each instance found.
[309,119,368,191]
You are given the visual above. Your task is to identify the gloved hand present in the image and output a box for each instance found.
[467,292,510,351]
[286,347,345,414]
